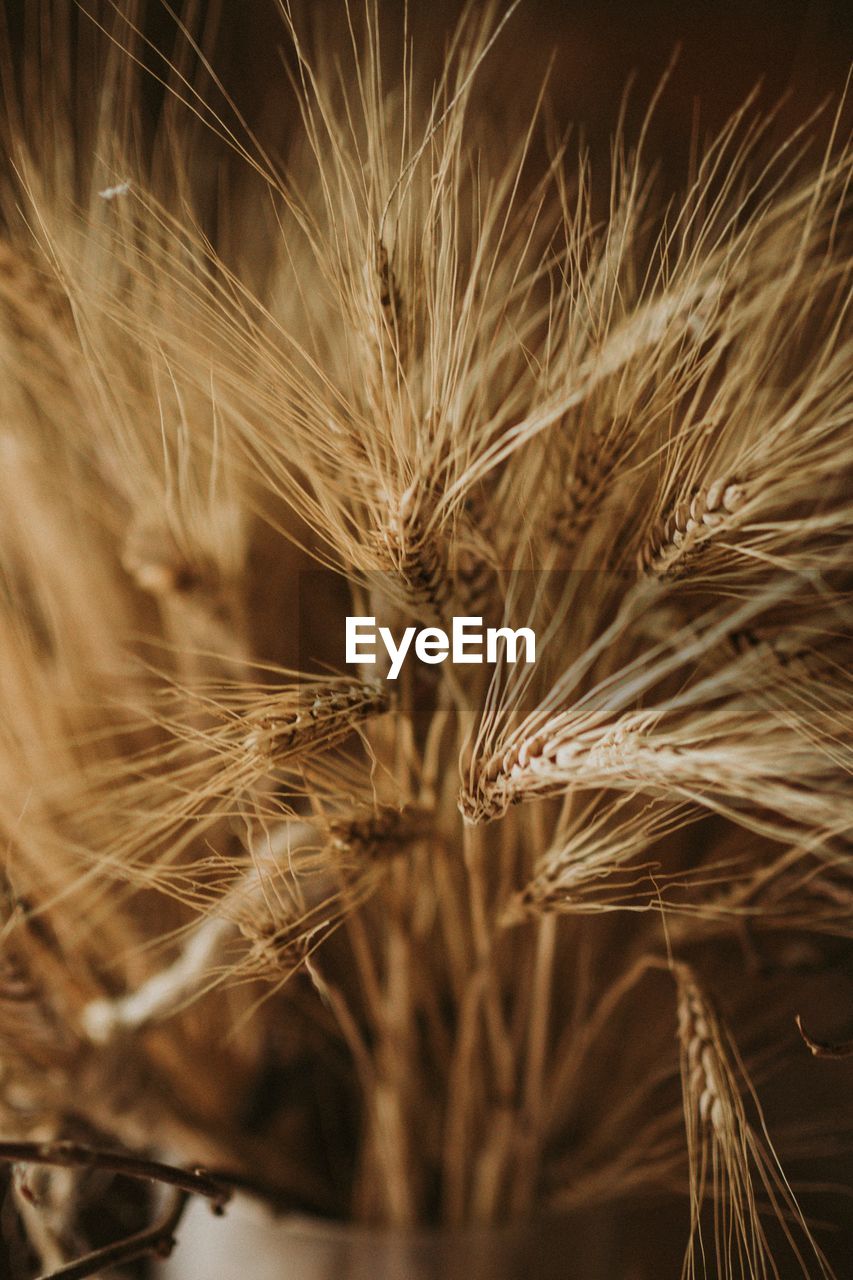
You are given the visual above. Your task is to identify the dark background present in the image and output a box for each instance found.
[3,1,852,179]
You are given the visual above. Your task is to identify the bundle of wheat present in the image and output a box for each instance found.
[0,2,851,1277]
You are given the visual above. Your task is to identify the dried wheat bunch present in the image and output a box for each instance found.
[0,2,851,1276]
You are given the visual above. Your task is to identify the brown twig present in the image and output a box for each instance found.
[37,1188,189,1280]
[795,1014,853,1059]
[0,1140,232,1209]
[0,1141,234,1279]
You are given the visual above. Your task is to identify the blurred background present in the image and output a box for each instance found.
[3,0,852,176]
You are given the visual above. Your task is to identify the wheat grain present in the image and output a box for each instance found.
[639,477,750,577]
[0,1,850,1273]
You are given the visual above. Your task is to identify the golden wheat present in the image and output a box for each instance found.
[0,2,850,1277]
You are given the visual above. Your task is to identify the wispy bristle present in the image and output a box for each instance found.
[0,1,850,1270]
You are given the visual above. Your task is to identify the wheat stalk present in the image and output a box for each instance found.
[0,2,851,1275]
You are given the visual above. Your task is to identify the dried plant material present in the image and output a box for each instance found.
[0,1140,232,1280]
[673,964,831,1280]
[795,1015,853,1060]
[638,478,750,578]
[0,1,851,1276]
